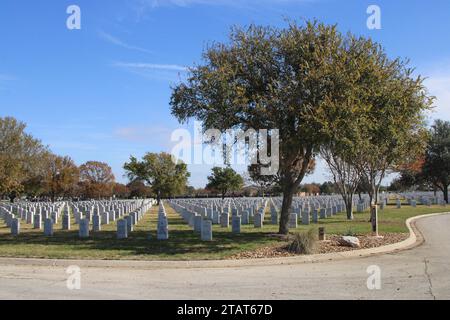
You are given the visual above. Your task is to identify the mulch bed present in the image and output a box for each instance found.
[229,233,409,260]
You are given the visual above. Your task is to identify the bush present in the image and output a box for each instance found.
[344,227,357,237]
[288,229,317,254]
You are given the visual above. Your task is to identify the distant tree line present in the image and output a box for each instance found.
[389,119,450,203]
[0,117,153,202]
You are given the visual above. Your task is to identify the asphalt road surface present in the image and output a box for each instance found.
[0,214,449,300]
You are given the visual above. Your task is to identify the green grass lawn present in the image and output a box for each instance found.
[0,203,448,261]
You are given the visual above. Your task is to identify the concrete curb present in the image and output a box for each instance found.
[0,212,449,270]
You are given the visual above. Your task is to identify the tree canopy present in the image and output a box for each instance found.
[79,161,115,199]
[0,116,49,201]
[422,120,450,203]
[43,154,79,201]
[170,20,432,234]
[123,152,190,203]
[206,167,244,199]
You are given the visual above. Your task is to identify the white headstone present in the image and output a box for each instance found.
[232,216,241,234]
[288,213,298,229]
[33,214,42,229]
[220,213,229,228]
[254,213,263,228]
[117,219,128,239]
[11,218,20,236]
[44,218,53,236]
[79,218,90,238]
[62,214,71,230]
[201,220,212,241]
[92,215,101,232]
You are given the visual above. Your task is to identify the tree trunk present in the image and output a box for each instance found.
[374,186,379,206]
[345,194,354,220]
[368,184,379,223]
[371,204,378,236]
[444,184,449,204]
[157,190,161,205]
[368,187,374,223]
[279,185,295,235]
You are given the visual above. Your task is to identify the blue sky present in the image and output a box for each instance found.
[1,0,449,187]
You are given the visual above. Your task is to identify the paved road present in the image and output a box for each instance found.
[0,214,449,300]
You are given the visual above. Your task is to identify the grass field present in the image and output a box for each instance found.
[0,202,448,261]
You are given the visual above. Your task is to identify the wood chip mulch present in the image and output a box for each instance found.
[229,233,409,260]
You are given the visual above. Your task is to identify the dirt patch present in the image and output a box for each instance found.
[315,233,409,254]
[229,233,409,260]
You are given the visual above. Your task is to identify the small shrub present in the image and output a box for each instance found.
[345,227,357,237]
[288,229,317,254]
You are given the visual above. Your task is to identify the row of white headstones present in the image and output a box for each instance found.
[393,192,447,208]
[1,192,445,241]
[165,196,364,242]
[165,192,448,242]
[0,199,156,238]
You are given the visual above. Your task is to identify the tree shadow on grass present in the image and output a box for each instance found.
[0,228,280,260]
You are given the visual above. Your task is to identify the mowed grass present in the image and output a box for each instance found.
[0,202,448,261]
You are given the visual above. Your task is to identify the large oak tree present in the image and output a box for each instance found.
[171,22,347,234]
[170,21,432,234]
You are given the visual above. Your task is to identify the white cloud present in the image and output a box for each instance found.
[133,0,313,18]
[0,74,17,92]
[98,30,153,54]
[112,61,188,82]
[0,74,16,81]
[115,125,175,145]
[425,75,450,122]
[144,0,240,8]
[48,141,98,151]
[138,0,311,9]
[113,62,188,71]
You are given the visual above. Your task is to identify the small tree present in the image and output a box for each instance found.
[346,52,432,235]
[391,156,426,192]
[247,164,278,197]
[112,183,131,199]
[299,183,321,195]
[123,152,190,203]
[319,181,337,195]
[127,180,153,199]
[79,161,115,199]
[351,59,432,207]
[43,154,79,202]
[422,120,450,203]
[206,167,243,199]
[321,146,361,220]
